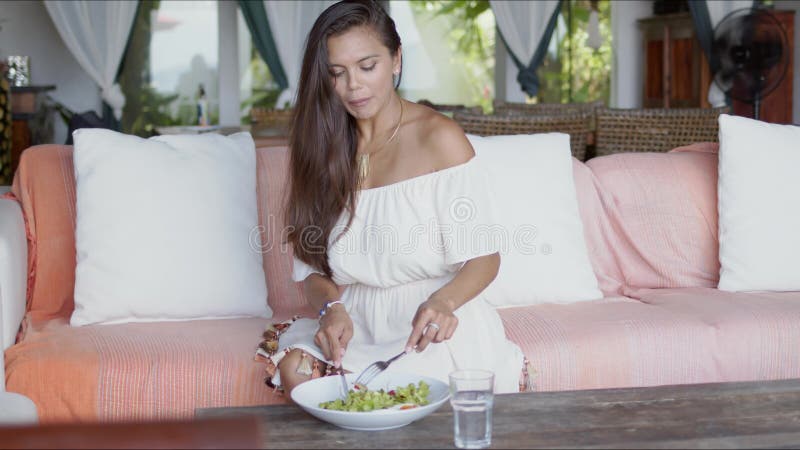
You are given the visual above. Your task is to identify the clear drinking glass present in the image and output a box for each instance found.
[449,370,494,449]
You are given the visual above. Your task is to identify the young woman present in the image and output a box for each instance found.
[259,0,530,395]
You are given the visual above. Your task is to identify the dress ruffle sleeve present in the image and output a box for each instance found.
[434,158,502,266]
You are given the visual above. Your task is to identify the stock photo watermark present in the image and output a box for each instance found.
[248,196,553,257]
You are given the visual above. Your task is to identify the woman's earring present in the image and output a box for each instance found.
[392,71,400,87]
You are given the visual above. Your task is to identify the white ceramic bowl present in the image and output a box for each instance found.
[290,371,450,431]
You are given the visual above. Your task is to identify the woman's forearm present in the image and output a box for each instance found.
[303,273,342,312]
[429,252,500,311]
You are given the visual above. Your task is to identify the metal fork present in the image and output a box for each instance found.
[354,349,408,388]
[337,368,349,399]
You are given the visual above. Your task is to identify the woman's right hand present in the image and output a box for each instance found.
[314,305,353,368]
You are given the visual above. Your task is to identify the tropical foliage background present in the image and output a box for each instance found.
[538,0,612,104]
[117,0,612,136]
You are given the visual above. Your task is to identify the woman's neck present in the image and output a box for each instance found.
[356,94,403,150]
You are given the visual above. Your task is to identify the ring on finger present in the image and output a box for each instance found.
[425,322,440,334]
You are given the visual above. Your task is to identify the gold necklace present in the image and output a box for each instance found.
[358,98,404,185]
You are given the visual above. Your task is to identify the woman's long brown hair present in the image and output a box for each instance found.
[286,0,401,278]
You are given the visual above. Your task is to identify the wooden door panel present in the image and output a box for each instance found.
[670,38,695,102]
[646,40,664,101]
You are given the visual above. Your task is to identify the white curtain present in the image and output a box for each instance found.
[490,0,560,71]
[263,0,335,108]
[706,0,755,106]
[44,1,137,120]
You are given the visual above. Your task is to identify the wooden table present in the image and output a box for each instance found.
[0,416,262,449]
[197,378,800,449]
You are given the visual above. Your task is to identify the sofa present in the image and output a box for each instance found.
[2,141,799,424]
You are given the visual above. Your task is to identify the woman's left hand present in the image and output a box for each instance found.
[405,296,458,353]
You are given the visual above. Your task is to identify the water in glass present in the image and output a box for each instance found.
[449,370,494,449]
[451,390,493,449]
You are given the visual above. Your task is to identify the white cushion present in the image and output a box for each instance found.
[467,133,602,307]
[71,129,270,326]
[0,198,27,350]
[0,392,38,425]
[717,114,800,292]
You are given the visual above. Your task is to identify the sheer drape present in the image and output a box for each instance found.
[491,0,562,97]
[239,0,288,93]
[44,1,138,119]
[264,1,335,107]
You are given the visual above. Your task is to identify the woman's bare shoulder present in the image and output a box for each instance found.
[405,102,475,170]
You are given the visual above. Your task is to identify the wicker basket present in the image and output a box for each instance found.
[594,107,729,157]
[453,111,592,161]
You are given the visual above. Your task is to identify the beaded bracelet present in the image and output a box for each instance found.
[318,299,345,318]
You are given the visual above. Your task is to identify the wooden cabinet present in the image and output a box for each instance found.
[639,10,794,124]
[639,12,711,109]
[10,85,55,177]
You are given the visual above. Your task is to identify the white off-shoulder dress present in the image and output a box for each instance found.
[263,157,526,393]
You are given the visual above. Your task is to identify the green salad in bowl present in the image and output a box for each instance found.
[319,381,430,412]
[291,372,449,430]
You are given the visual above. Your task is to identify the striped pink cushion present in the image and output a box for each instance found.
[5,318,283,423]
[254,147,314,320]
[11,145,78,326]
[572,159,624,296]
[499,289,800,392]
[585,145,720,289]
[628,287,800,380]
[499,297,716,391]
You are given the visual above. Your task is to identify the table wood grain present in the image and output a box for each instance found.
[0,416,262,449]
[197,379,800,449]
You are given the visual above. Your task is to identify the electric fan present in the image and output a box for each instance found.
[711,8,789,120]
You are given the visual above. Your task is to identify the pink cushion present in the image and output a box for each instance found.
[627,287,800,381]
[500,287,800,392]
[572,159,624,296]
[499,297,716,391]
[254,147,315,320]
[584,144,720,289]
[11,145,77,326]
[5,318,282,423]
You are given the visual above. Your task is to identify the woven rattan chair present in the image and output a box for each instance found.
[493,100,604,138]
[250,107,293,127]
[417,99,483,115]
[453,111,592,161]
[493,100,604,121]
[594,107,729,157]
